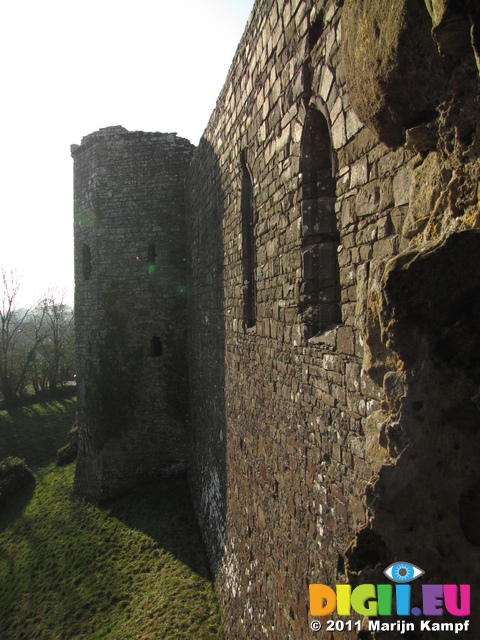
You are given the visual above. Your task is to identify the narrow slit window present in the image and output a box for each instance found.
[82,244,92,280]
[151,336,162,357]
[148,244,156,265]
[241,160,256,329]
[147,244,156,273]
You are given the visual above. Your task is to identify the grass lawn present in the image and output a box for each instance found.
[0,399,224,639]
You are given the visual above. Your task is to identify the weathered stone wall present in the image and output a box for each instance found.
[186,0,480,638]
[72,126,195,499]
[187,1,382,636]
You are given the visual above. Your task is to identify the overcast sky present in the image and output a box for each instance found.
[0,0,254,307]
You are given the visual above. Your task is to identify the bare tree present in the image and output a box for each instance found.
[0,268,36,404]
[0,272,75,404]
[31,290,74,393]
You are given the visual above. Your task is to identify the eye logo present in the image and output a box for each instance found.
[384,561,424,583]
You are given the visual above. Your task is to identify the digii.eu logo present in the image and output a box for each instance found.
[309,561,470,635]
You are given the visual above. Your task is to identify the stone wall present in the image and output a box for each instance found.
[72,127,195,499]
[186,0,480,638]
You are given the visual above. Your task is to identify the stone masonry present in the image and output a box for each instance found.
[73,1,480,638]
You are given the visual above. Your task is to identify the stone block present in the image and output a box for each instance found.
[356,183,381,217]
[346,108,363,139]
[350,157,368,187]
[331,112,346,149]
[337,325,355,355]
[319,66,334,102]
[393,165,412,207]
[372,235,398,259]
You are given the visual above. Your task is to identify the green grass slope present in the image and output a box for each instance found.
[0,397,224,639]
[0,465,224,639]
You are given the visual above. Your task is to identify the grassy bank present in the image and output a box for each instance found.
[0,464,223,639]
[0,398,77,468]
[0,398,224,639]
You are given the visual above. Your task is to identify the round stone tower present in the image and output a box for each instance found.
[71,126,195,499]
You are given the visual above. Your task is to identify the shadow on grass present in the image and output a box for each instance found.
[0,483,35,534]
[0,397,77,470]
[0,465,223,639]
[103,473,211,579]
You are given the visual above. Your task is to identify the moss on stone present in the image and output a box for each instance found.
[342,0,448,146]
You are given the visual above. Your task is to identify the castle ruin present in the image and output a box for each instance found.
[72,0,480,638]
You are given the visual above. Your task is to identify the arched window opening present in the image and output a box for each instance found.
[241,160,256,329]
[299,107,341,336]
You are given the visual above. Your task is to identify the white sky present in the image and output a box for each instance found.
[0,0,254,307]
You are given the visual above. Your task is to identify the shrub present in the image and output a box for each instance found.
[0,457,35,506]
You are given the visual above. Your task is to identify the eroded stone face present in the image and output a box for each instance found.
[403,151,451,239]
[350,231,480,596]
[342,0,448,147]
[425,0,480,59]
